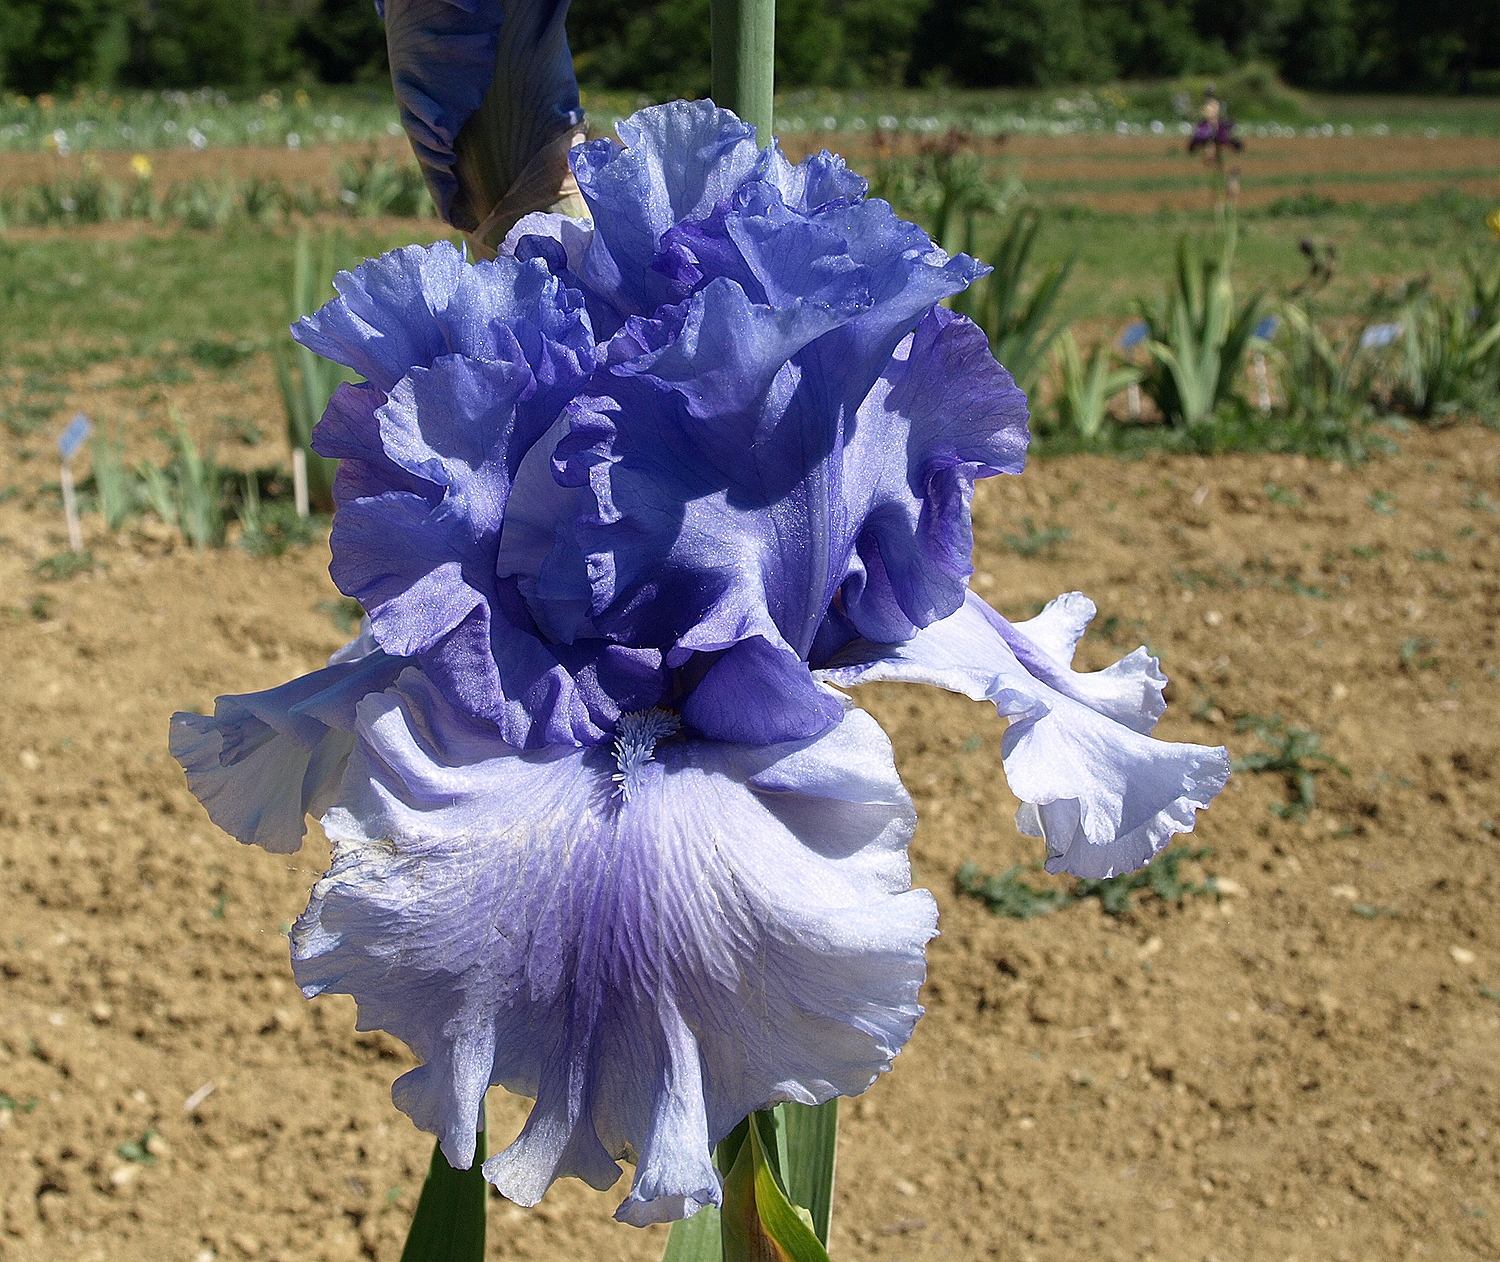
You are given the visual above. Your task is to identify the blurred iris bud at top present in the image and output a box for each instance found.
[379,0,588,256]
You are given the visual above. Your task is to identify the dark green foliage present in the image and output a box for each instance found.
[4,0,1494,94]
[956,845,1220,920]
[1231,713,1349,817]
[400,1120,487,1262]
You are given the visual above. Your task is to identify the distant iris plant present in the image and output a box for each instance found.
[170,100,1229,1228]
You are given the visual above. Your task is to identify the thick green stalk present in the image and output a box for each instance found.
[710,0,775,143]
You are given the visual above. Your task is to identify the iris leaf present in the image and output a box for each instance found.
[662,1104,835,1261]
[777,1100,838,1244]
[721,1111,831,1262]
[399,1111,487,1262]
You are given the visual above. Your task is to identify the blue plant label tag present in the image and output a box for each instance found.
[1254,315,1280,340]
[1119,321,1148,349]
[58,413,92,460]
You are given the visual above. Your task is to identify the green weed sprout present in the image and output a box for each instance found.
[1231,713,1349,817]
[956,845,1219,920]
[1003,517,1071,557]
[1047,330,1141,440]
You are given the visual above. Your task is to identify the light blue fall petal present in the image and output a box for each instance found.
[291,669,934,1220]
[168,631,406,853]
[818,590,1230,879]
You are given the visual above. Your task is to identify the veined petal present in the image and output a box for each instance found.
[168,640,407,853]
[818,590,1230,878]
[292,670,934,1221]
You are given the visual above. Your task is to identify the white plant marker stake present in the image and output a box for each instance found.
[1126,380,1141,422]
[57,413,92,553]
[292,447,310,518]
[1253,351,1272,414]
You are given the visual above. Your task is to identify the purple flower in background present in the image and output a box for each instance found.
[170,102,1228,1227]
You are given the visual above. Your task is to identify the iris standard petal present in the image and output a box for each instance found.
[168,642,407,853]
[291,670,934,1220]
[570,100,764,328]
[293,243,595,399]
[818,590,1230,879]
[553,295,1024,690]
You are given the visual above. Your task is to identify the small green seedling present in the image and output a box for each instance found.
[1231,714,1349,818]
[956,845,1219,920]
[1003,517,1072,558]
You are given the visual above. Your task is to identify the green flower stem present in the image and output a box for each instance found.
[710,0,775,143]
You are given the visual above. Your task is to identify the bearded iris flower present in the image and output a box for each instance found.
[170,102,1229,1226]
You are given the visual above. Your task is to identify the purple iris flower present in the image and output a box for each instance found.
[170,102,1228,1227]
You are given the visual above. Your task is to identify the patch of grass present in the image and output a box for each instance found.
[35,550,94,580]
[1350,544,1381,559]
[115,1131,157,1165]
[188,337,260,371]
[1003,517,1072,557]
[1367,490,1397,514]
[1264,482,1302,506]
[1232,714,1350,817]
[1352,903,1400,918]
[956,845,1219,920]
[1413,548,1451,563]
[1400,637,1440,670]
[316,597,365,635]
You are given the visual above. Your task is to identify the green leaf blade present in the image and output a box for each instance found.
[777,1101,837,1245]
[399,1114,488,1262]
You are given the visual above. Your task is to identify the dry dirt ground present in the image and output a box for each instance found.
[3,387,1500,1262]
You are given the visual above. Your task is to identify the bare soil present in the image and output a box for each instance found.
[3,364,1500,1262]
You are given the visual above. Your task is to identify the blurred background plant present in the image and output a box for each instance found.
[271,228,351,514]
[1043,330,1140,441]
[1136,229,1264,427]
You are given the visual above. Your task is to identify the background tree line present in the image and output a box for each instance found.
[2,0,1496,97]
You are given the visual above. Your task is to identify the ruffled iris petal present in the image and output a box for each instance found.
[291,670,934,1221]
[552,299,1024,686]
[819,590,1230,878]
[167,633,406,853]
[294,244,595,400]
